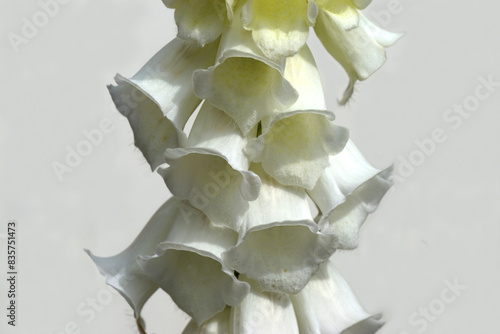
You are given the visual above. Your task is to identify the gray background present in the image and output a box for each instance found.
[1,0,499,333]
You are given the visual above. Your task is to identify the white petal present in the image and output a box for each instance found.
[163,0,227,46]
[240,0,317,59]
[138,203,249,325]
[85,197,181,318]
[314,10,402,104]
[291,260,383,334]
[308,141,393,249]
[140,249,248,326]
[318,167,392,249]
[222,165,336,294]
[193,9,298,134]
[215,6,285,65]
[223,222,335,294]
[108,38,219,169]
[108,78,186,170]
[308,140,382,211]
[187,102,255,170]
[241,164,313,228]
[160,200,238,258]
[247,110,349,190]
[231,276,300,334]
[183,307,231,334]
[159,104,262,230]
[127,38,219,129]
[159,151,261,230]
[281,43,327,112]
[360,14,404,48]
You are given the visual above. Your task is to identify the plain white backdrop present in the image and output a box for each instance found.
[1,0,499,333]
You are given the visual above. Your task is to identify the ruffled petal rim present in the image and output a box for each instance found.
[108,76,186,170]
[139,245,250,325]
[85,198,182,317]
[247,110,349,190]
[160,148,262,230]
[223,220,336,294]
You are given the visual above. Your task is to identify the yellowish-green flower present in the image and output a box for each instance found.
[240,0,318,60]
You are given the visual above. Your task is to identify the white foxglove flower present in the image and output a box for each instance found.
[138,201,249,325]
[308,140,393,249]
[159,102,261,230]
[85,197,180,318]
[87,199,250,325]
[314,8,403,104]
[223,164,337,294]
[247,110,348,189]
[246,44,349,189]
[108,37,219,169]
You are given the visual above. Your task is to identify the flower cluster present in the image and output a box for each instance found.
[88,0,401,333]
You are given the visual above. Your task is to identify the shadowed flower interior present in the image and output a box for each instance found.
[88,0,400,333]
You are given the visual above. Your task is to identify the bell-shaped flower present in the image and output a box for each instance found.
[159,102,261,230]
[246,44,349,189]
[240,0,318,60]
[162,0,233,46]
[247,110,349,190]
[85,197,182,318]
[222,164,337,294]
[193,7,299,135]
[290,260,384,334]
[108,37,219,169]
[308,140,393,249]
[138,201,250,325]
[314,7,402,104]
